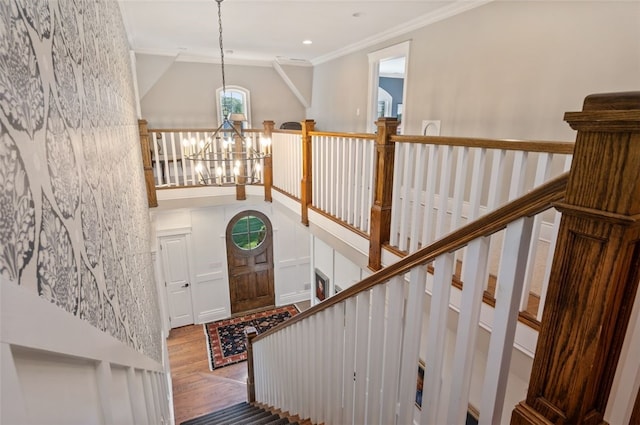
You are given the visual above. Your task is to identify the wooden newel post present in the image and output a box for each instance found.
[511,92,640,425]
[300,120,315,226]
[262,120,275,202]
[138,119,158,208]
[368,117,398,271]
[233,118,246,201]
[244,326,258,403]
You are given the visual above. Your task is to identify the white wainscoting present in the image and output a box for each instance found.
[1,283,170,425]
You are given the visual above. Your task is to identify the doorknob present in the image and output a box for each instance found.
[181,283,190,288]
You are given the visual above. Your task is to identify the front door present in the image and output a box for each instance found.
[160,235,194,328]
[226,210,275,315]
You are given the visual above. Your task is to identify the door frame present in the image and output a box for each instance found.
[157,230,196,329]
[225,209,275,315]
[367,40,411,134]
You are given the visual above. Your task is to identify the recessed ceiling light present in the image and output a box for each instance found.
[302,40,312,45]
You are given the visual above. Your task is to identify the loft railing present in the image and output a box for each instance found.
[247,92,640,425]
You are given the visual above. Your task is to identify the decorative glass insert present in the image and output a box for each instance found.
[231,215,266,250]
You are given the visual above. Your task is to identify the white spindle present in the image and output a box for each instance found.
[508,151,529,201]
[536,155,571,319]
[451,146,469,232]
[389,143,405,248]
[366,284,386,425]
[151,131,161,186]
[479,216,534,425]
[519,153,553,311]
[170,132,179,186]
[338,139,344,221]
[343,296,358,425]
[487,149,506,209]
[347,138,356,225]
[410,144,428,252]
[365,141,375,233]
[468,147,487,221]
[160,132,169,185]
[397,267,428,425]
[353,290,371,424]
[421,145,439,247]
[446,237,491,424]
[435,145,454,239]
[380,277,405,425]
[421,253,455,424]
[399,143,414,251]
[330,304,345,424]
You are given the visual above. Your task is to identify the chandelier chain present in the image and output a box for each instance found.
[216,0,228,117]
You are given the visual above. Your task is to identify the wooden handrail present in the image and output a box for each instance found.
[253,171,569,344]
[147,127,264,134]
[392,135,575,154]
[309,130,376,140]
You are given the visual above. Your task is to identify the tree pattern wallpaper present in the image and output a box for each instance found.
[0,0,162,362]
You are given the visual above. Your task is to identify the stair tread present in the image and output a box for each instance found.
[227,410,273,425]
[180,403,259,425]
[241,413,281,425]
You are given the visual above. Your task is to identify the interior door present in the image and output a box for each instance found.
[160,235,194,328]
[226,210,275,315]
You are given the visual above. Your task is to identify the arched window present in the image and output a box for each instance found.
[216,85,251,128]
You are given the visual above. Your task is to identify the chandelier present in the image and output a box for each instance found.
[181,0,270,186]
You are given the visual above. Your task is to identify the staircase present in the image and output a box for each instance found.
[181,402,308,425]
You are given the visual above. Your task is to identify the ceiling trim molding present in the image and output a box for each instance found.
[310,0,493,66]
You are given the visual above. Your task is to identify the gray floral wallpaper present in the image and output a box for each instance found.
[0,0,161,362]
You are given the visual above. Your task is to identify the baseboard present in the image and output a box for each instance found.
[279,290,310,305]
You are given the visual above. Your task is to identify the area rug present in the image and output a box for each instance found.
[204,305,299,370]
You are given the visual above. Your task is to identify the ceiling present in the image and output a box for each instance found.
[118,0,489,65]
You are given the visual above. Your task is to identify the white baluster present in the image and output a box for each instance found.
[479,216,534,425]
[450,146,470,232]
[160,132,169,185]
[435,145,454,239]
[169,132,179,186]
[151,131,161,186]
[330,303,345,424]
[421,252,455,424]
[343,296,358,425]
[446,237,490,424]
[421,145,439,247]
[366,284,387,424]
[468,147,487,221]
[380,276,405,425]
[487,148,506,210]
[353,290,372,424]
[410,144,428,252]
[397,267,427,425]
[389,142,405,248]
[399,143,414,252]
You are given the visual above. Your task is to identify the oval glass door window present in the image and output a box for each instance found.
[231,215,267,250]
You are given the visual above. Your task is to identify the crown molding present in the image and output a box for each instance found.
[310,0,493,66]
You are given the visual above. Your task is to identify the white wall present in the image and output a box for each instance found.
[1,0,169,422]
[152,194,310,324]
[308,1,640,139]
[137,56,308,129]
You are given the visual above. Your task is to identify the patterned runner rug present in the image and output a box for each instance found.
[204,304,299,370]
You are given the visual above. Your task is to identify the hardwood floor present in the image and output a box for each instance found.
[167,324,248,425]
[167,302,311,424]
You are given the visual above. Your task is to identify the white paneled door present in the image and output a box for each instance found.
[160,235,194,328]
